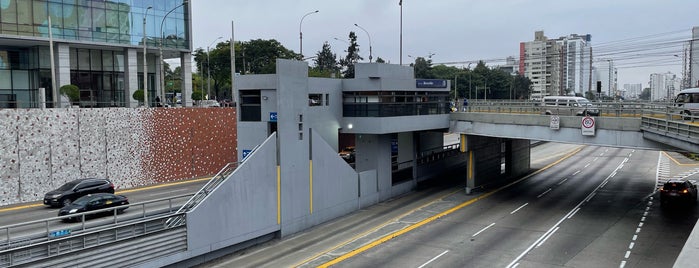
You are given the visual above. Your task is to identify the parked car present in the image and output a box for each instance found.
[199,100,220,107]
[44,178,115,207]
[660,179,698,206]
[339,146,356,163]
[541,96,599,116]
[58,193,129,222]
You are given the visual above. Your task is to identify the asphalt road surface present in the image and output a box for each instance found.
[0,178,209,227]
[200,144,699,268]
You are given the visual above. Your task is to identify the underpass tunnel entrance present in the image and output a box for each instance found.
[462,135,532,192]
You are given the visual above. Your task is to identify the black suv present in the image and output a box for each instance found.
[44,178,115,207]
[660,179,698,206]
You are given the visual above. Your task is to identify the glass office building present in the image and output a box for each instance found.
[0,0,192,108]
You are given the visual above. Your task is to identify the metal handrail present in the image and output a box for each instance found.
[166,162,240,227]
[0,193,192,252]
[0,212,187,267]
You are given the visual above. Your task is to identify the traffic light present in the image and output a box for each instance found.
[596,81,602,94]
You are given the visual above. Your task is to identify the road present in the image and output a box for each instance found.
[200,144,699,268]
[329,147,699,268]
[0,178,209,227]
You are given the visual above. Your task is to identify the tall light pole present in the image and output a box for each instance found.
[142,6,152,107]
[399,0,403,65]
[159,0,188,107]
[299,10,319,60]
[207,36,223,102]
[354,23,372,63]
[468,62,473,100]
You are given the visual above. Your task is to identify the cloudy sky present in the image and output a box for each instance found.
[191,0,699,87]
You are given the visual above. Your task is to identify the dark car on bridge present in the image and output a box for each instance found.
[58,193,129,222]
[339,146,356,163]
[660,179,698,206]
[44,178,115,207]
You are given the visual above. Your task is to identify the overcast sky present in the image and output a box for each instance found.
[191,0,699,87]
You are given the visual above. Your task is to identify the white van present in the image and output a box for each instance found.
[541,96,599,116]
[674,88,699,118]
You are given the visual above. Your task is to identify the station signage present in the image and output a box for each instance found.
[416,79,447,88]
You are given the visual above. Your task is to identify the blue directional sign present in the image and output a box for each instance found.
[269,112,278,122]
[416,79,447,88]
[49,229,71,238]
[242,150,252,160]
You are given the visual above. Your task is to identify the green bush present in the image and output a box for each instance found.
[191,90,203,101]
[59,84,79,104]
[132,89,144,103]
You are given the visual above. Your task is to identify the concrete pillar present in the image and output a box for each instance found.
[55,43,71,107]
[156,53,162,105]
[123,48,139,108]
[180,52,193,107]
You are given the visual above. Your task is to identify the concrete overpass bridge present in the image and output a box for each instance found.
[452,100,699,153]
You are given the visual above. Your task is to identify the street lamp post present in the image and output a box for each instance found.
[207,36,223,102]
[399,0,403,66]
[159,0,188,107]
[468,62,473,100]
[299,10,319,60]
[142,6,152,107]
[354,23,372,63]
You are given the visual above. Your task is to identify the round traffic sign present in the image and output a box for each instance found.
[582,116,595,128]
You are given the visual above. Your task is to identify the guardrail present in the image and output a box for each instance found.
[0,194,192,267]
[459,99,699,149]
[641,116,699,141]
[462,100,678,118]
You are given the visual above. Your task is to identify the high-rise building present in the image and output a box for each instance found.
[592,59,617,98]
[520,31,591,100]
[649,72,680,101]
[623,83,643,99]
[0,0,192,108]
[690,27,699,88]
[556,34,592,96]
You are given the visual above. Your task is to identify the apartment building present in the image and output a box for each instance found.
[520,31,591,100]
[649,72,680,101]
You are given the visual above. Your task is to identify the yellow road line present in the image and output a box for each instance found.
[0,177,211,213]
[315,146,583,267]
[662,151,699,166]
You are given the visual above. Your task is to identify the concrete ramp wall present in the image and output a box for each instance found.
[186,133,280,255]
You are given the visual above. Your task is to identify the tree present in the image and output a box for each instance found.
[412,57,433,78]
[59,84,79,105]
[191,89,204,102]
[375,57,386,63]
[132,89,144,104]
[192,39,296,100]
[423,60,532,100]
[511,74,532,100]
[340,31,362,78]
[311,41,339,78]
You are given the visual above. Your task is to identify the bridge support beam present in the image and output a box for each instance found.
[462,135,531,193]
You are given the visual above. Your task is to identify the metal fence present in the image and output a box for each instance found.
[0,194,191,267]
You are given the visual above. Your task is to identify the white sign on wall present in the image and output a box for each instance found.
[581,116,595,136]
[550,115,560,130]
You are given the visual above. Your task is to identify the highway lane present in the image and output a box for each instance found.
[197,142,583,267]
[0,177,209,227]
[333,147,699,268]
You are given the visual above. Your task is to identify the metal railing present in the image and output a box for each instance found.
[167,162,240,227]
[0,194,191,267]
[458,99,699,148]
